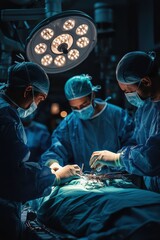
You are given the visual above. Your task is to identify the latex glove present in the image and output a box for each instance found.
[54,164,81,185]
[50,162,62,172]
[89,150,121,169]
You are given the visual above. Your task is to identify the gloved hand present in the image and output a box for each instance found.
[50,162,62,172]
[89,150,121,169]
[54,164,81,185]
[45,159,62,172]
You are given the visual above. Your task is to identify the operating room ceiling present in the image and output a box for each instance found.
[0,0,159,111]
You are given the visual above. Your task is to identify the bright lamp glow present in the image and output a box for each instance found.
[63,19,75,30]
[41,54,53,66]
[34,43,47,54]
[26,10,97,73]
[60,110,67,118]
[54,55,66,66]
[51,34,73,54]
[68,49,79,60]
[41,28,54,40]
[51,103,60,115]
[76,37,89,48]
[76,24,88,35]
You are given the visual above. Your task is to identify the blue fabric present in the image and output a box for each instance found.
[0,198,23,240]
[64,74,100,100]
[0,94,55,202]
[24,121,51,163]
[8,62,50,94]
[120,99,160,192]
[37,179,160,239]
[64,75,93,100]
[41,100,135,171]
[116,51,155,84]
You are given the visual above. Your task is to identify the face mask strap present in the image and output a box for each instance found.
[31,87,36,104]
[88,92,95,108]
[22,62,37,106]
[136,81,142,92]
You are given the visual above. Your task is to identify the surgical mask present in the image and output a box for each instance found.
[18,86,38,118]
[4,88,37,118]
[125,92,145,107]
[17,101,37,118]
[73,103,95,120]
[124,81,145,108]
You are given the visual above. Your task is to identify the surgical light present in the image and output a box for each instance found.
[68,49,79,60]
[41,28,54,40]
[63,19,75,31]
[26,11,97,73]
[41,54,53,66]
[76,37,89,48]
[34,43,47,54]
[54,55,66,67]
[76,24,88,35]
[51,34,73,54]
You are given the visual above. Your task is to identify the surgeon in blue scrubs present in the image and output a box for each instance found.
[41,74,135,172]
[89,51,160,193]
[0,62,80,240]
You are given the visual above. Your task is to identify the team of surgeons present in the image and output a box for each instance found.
[0,50,160,239]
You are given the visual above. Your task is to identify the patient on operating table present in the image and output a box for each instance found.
[23,164,160,239]
[33,172,160,240]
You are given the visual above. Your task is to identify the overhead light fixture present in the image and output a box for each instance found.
[26,10,97,73]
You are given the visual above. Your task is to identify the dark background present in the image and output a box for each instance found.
[0,0,160,131]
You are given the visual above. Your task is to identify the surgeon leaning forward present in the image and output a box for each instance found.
[41,74,135,173]
[0,62,80,240]
[90,51,160,193]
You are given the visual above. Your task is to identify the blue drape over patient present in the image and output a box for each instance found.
[41,101,135,171]
[37,179,160,239]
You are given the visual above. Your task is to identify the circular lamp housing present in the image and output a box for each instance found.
[26,10,97,73]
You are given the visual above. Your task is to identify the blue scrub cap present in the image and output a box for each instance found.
[64,74,101,100]
[7,62,50,95]
[116,51,156,85]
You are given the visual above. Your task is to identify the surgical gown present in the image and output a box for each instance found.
[0,95,55,202]
[41,100,135,171]
[0,94,55,239]
[24,121,51,163]
[119,99,160,193]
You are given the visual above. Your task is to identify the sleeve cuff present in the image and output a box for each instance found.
[45,159,59,167]
[115,153,124,167]
[53,175,61,186]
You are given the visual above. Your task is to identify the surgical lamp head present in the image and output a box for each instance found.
[26,10,97,73]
